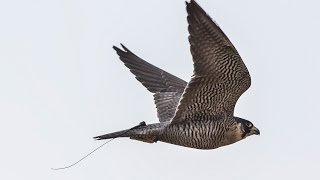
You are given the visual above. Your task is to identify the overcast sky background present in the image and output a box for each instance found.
[1,0,320,179]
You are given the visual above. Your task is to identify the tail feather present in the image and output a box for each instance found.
[93,121,146,140]
[93,129,131,140]
[93,122,164,143]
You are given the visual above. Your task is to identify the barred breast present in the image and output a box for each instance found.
[159,120,235,149]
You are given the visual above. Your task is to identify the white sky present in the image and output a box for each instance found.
[0,0,319,179]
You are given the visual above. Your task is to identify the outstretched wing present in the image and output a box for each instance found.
[171,0,251,124]
[113,44,187,122]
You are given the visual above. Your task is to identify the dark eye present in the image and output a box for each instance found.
[245,122,252,127]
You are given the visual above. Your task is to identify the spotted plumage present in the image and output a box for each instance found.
[94,0,260,150]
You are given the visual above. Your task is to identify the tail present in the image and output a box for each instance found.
[93,122,163,143]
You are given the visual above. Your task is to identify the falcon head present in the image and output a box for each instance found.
[235,117,260,138]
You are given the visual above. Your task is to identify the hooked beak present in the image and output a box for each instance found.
[252,126,260,135]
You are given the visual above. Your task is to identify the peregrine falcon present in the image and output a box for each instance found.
[94,0,260,149]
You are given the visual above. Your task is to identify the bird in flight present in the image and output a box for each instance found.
[94,0,259,150]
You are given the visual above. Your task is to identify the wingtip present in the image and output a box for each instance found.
[113,43,130,54]
[112,45,121,51]
[120,43,130,52]
[186,0,197,7]
[186,0,206,15]
[112,43,131,53]
[120,43,125,49]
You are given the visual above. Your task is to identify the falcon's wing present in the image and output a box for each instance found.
[171,0,251,124]
[113,44,187,122]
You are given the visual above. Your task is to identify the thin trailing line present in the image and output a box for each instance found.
[51,121,146,170]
